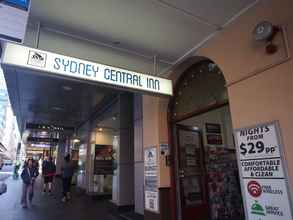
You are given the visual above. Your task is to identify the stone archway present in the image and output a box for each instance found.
[158,56,232,220]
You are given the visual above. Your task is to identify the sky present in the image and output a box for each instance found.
[0,67,7,90]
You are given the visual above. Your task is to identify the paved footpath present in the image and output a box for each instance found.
[0,176,119,220]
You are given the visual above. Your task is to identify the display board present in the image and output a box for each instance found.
[94,145,114,175]
[206,147,244,220]
[144,146,159,213]
[206,123,223,145]
[0,0,30,43]
[234,121,293,220]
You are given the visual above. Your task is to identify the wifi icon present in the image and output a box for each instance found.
[248,181,262,198]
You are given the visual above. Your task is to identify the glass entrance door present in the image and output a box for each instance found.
[176,125,209,220]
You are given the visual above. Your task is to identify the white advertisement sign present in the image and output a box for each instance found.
[236,124,281,160]
[234,122,293,220]
[145,191,159,212]
[240,158,285,178]
[144,147,159,213]
[144,147,157,168]
[0,0,30,43]
[1,43,173,96]
[243,179,292,220]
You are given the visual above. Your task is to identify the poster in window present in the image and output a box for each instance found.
[94,145,114,175]
[206,123,221,134]
[207,134,223,145]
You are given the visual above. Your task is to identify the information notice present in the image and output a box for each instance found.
[144,147,159,213]
[234,122,293,220]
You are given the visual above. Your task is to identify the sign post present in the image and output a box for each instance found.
[234,121,293,220]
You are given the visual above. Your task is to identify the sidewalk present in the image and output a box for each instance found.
[0,176,119,220]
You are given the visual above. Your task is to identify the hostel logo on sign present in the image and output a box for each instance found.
[147,151,154,160]
[27,50,47,68]
[248,181,262,197]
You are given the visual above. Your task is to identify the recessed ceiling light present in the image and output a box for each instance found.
[73,138,80,143]
[52,106,63,111]
[62,86,72,91]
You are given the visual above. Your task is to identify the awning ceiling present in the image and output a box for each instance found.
[29,0,258,68]
[2,65,119,133]
[1,0,259,143]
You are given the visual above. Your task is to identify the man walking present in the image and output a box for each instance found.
[61,155,74,202]
[20,159,39,208]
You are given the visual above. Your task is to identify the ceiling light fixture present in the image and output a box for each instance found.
[72,130,80,143]
[98,128,103,132]
[73,138,80,143]
[52,106,63,111]
[62,85,72,91]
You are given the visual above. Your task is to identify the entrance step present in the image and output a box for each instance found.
[119,212,144,220]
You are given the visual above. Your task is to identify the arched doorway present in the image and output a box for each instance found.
[168,59,244,220]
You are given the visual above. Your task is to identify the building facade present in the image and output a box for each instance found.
[1,0,293,219]
[142,1,293,219]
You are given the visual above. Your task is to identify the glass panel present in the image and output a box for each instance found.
[182,175,202,206]
[173,61,227,118]
[178,129,203,207]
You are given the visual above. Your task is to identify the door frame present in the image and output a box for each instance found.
[167,59,230,220]
[174,124,209,220]
[168,102,230,220]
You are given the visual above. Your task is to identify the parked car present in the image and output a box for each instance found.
[0,157,3,170]
[3,160,13,166]
[0,182,7,195]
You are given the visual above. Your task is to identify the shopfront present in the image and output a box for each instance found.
[169,60,244,220]
[0,41,171,217]
[1,1,293,219]
[142,1,293,220]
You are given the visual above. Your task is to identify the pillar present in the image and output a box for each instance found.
[55,141,65,176]
[134,94,144,214]
[115,93,134,206]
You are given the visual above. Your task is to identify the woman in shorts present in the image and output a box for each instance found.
[42,156,56,195]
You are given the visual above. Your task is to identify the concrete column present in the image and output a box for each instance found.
[134,94,144,214]
[116,93,134,206]
[56,141,66,176]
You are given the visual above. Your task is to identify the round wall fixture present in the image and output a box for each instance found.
[253,21,281,54]
[253,21,274,42]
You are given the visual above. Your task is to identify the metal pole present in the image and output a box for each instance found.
[35,21,41,49]
[154,55,157,75]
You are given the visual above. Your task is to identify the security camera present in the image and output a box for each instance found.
[253,21,280,54]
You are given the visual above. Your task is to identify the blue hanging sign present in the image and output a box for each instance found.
[3,0,30,11]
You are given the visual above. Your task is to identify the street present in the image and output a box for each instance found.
[0,164,13,181]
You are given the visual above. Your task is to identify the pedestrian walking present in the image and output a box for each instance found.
[20,159,39,208]
[42,156,56,195]
[13,160,21,179]
[61,154,74,202]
